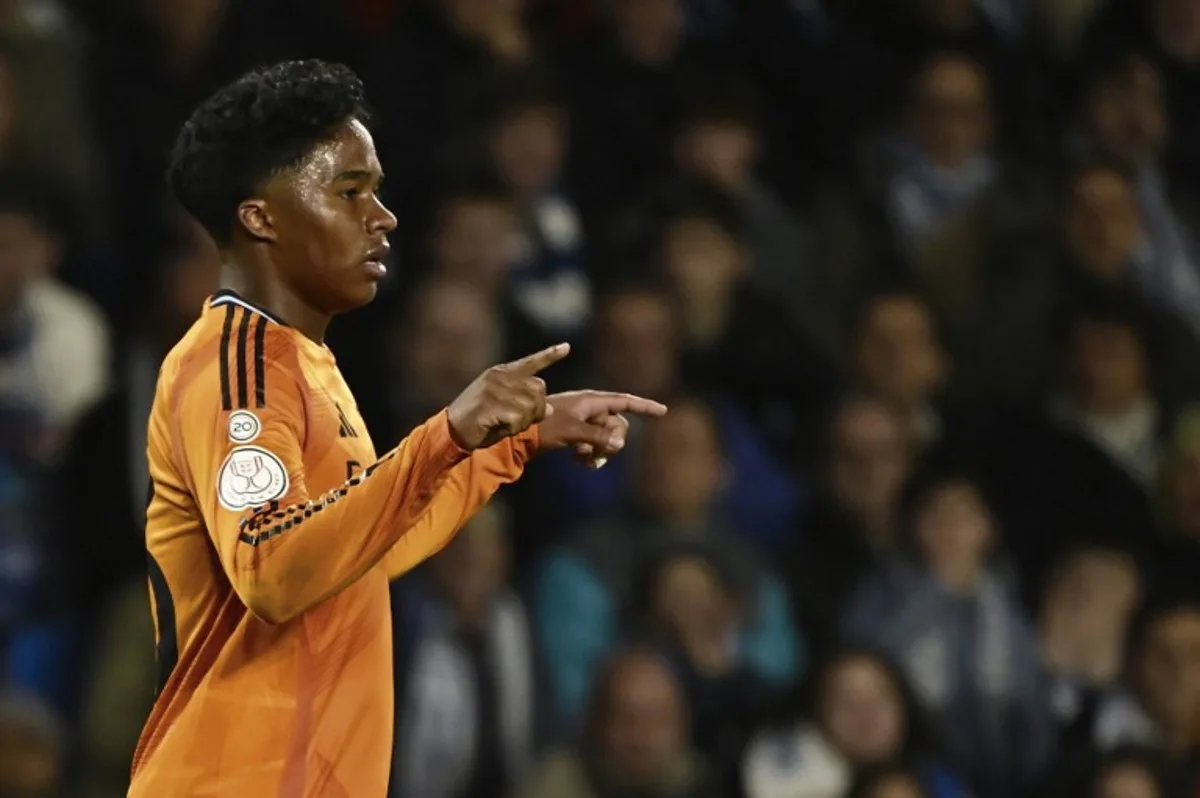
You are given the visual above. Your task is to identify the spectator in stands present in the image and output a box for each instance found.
[666,81,825,353]
[843,467,1050,798]
[1053,745,1175,798]
[535,396,802,728]
[1092,597,1200,758]
[631,549,775,789]
[563,0,713,227]
[518,649,720,798]
[424,177,564,358]
[847,764,934,798]
[655,183,836,468]
[743,649,968,798]
[477,68,591,344]
[0,691,61,798]
[371,276,504,443]
[0,171,108,457]
[1049,294,1163,487]
[849,290,949,449]
[1071,48,1200,339]
[530,280,800,549]
[790,396,917,658]
[1038,545,1143,756]
[389,503,539,798]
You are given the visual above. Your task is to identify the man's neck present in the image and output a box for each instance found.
[219,264,330,343]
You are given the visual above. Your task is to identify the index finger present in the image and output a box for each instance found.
[501,343,571,376]
[582,392,668,418]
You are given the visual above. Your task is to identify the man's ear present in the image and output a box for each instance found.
[236,199,276,242]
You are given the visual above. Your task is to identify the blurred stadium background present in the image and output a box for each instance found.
[0,0,1199,796]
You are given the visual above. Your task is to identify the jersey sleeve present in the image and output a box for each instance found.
[181,355,469,624]
[381,431,539,581]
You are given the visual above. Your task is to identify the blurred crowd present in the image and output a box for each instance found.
[0,0,1199,796]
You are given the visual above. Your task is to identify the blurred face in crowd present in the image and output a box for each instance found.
[829,398,913,536]
[1085,57,1167,170]
[913,480,994,591]
[636,400,724,522]
[1066,319,1149,417]
[594,289,679,400]
[431,196,519,294]
[0,723,59,798]
[1044,549,1141,637]
[1153,0,1200,63]
[0,212,57,316]
[1163,426,1200,540]
[597,654,687,790]
[1135,608,1200,746]
[613,0,684,66]
[863,773,928,798]
[1063,167,1143,279]
[488,103,567,199]
[913,0,977,30]
[661,215,745,328]
[1096,760,1161,798]
[675,120,759,196]
[820,655,907,765]
[907,54,992,170]
[395,279,502,412]
[853,296,947,414]
[427,504,509,628]
[161,215,221,339]
[649,555,739,675]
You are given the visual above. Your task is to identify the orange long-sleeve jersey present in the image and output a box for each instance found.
[129,290,537,797]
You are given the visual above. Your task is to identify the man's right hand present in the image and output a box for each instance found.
[446,343,571,450]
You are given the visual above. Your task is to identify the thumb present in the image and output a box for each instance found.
[560,417,624,453]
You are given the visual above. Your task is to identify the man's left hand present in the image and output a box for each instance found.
[538,391,668,467]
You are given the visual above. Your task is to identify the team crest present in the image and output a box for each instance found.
[217,445,289,510]
[227,410,262,443]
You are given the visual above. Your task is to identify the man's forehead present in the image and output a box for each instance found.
[297,119,381,181]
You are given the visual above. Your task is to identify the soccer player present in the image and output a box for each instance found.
[129,60,666,796]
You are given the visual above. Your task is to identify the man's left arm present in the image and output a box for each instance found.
[382,429,539,580]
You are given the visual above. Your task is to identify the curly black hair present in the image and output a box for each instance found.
[167,59,371,245]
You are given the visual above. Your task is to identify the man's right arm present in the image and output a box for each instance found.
[183,357,469,624]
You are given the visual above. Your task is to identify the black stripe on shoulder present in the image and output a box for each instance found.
[254,315,268,408]
[235,307,251,409]
[219,303,234,411]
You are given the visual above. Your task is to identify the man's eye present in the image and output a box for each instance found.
[341,188,361,200]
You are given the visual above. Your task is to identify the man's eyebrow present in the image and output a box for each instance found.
[333,169,383,183]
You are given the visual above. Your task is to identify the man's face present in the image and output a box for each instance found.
[675,121,758,196]
[1063,168,1142,279]
[1153,0,1200,63]
[1086,58,1167,170]
[614,0,684,66]
[1066,320,1149,416]
[908,56,992,169]
[257,120,397,315]
[1136,609,1200,733]
[432,198,519,292]
[594,291,678,399]
[427,505,509,622]
[489,105,566,198]
[0,213,56,312]
[600,656,685,789]
[853,297,946,411]
[397,281,501,410]
[636,401,723,519]
[661,217,744,309]
[829,400,911,525]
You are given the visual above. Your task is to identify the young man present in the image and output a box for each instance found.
[129,60,665,796]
